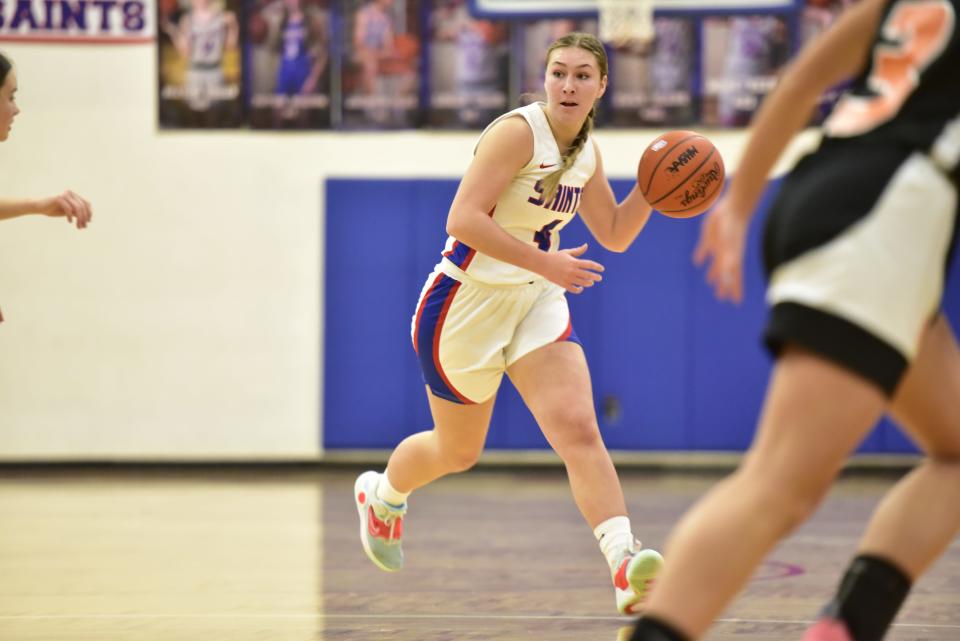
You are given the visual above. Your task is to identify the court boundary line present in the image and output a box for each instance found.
[0,613,958,629]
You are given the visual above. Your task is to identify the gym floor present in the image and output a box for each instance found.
[1,466,957,641]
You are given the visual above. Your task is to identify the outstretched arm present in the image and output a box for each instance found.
[0,191,92,229]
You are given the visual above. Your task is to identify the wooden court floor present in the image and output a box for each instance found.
[0,466,957,641]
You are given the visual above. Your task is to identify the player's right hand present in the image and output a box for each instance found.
[692,198,749,304]
[543,243,604,294]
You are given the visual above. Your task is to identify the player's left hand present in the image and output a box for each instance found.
[692,197,749,304]
[38,190,93,230]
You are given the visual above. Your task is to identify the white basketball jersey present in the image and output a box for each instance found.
[440,102,597,285]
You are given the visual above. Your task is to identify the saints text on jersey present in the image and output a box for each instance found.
[527,181,583,215]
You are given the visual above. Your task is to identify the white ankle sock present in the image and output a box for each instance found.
[594,516,635,571]
[375,471,410,508]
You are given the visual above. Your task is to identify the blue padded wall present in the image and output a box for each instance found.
[324,178,959,453]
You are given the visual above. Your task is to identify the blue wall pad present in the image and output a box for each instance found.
[324,178,960,453]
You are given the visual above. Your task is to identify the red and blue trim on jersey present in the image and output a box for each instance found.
[412,272,474,405]
[442,240,477,271]
[441,206,495,272]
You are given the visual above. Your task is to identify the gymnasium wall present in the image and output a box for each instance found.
[0,43,948,460]
[324,178,960,455]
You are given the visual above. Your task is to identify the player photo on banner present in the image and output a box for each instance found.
[802,0,858,124]
[518,18,598,104]
[426,0,509,129]
[608,16,696,127]
[700,14,791,128]
[246,0,332,129]
[158,0,243,128]
[341,0,422,128]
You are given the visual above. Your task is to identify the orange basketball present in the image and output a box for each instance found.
[638,130,726,218]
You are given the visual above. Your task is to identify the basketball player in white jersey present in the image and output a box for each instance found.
[163,0,239,111]
[0,52,92,322]
[354,32,664,615]
[630,0,960,640]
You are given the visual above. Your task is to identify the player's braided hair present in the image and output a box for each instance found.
[0,52,12,88]
[539,32,606,205]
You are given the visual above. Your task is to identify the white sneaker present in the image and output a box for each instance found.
[613,546,664,615]
[354,471,406,572]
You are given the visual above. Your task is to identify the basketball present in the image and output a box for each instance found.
[638,130,726,218]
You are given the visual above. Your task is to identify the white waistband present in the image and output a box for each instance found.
[439,258,541,289]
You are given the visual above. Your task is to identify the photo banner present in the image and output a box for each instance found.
[157,0,244,128]
[246,0,332,129]
[340,0,422,129]
[607,17,698,127]
[145,0,833,130]
[426,0,509,129]
[700,13,792,127]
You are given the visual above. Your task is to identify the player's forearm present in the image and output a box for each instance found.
[606,185,654,253]
[446,210,551,276]
[0,199,43,220]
